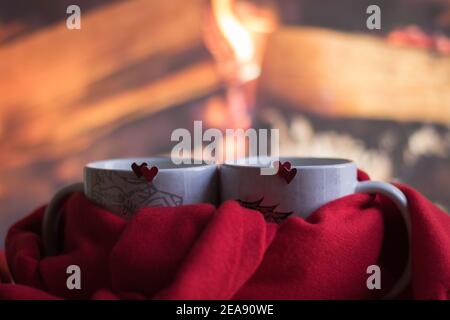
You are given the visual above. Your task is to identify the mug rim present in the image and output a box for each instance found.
[222,157,355,169]
[85,157,216,172]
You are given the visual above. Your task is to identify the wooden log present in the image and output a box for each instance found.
[0,60,221,168]
[260,27,450,123]
[0,0,222,169]
[0,0,207,112]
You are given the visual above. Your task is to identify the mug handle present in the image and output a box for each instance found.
[42,182,84,257]
[355,181,411,299]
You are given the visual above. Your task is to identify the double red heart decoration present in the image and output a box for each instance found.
[131,162,147,177]
[131,162,158,183]
[275,161,297,184]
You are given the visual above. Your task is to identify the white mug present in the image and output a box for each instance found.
[220,157,411,299]
[42,157,218,256]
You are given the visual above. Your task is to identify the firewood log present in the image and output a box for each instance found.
[260,27,450,124]
[0,0,222,168]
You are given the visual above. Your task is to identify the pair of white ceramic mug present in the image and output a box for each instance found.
[43,157,410,298]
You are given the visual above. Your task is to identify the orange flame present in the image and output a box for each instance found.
[204,0,279,162]
[211,0,260,82]
[206,0,278,129]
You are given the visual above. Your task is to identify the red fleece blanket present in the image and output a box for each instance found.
[1,173,449,300]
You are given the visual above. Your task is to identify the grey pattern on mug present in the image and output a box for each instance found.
[89,170,183,216]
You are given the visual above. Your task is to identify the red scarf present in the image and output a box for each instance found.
[1,173,449,299]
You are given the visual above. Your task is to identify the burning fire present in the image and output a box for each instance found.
[211,0,260,82]
[207,0,278,82]
[204,0,278,129]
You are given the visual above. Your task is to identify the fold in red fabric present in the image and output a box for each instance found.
[1,174,449,299]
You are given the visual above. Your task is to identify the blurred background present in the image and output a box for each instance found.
[0,0,449,245]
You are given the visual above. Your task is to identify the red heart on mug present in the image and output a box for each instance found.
[141,165,158,183]
[281,161,291,170]
[276,161,297,184]
[131,162,148,178]
[282,167,297,184]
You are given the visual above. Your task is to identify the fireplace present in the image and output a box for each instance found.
[0,0,449,243]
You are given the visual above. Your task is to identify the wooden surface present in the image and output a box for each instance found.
[260,27,450,124]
